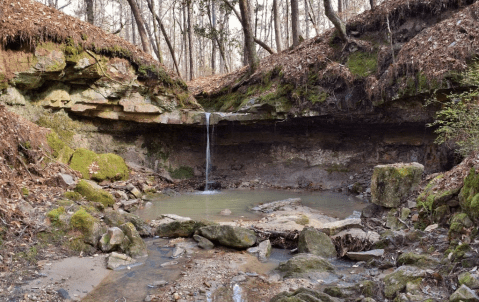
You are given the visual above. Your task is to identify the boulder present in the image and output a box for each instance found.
[346,249,384,261]
[107,252,137,270]
[70,148,129,182]
[396,252,440,268]
[193,235,214,250]
[99,227,125,252]
[270,288,341,302]
[331,228,380,245]
[371,162,423,208]
[247,240,272,262]
[450,285,479,302]
[251,198,302,212]
[459,272,479,289]
[157,220,216,238]
[198,225,256,249]
[74,180,115,207]
[278,254,335,279]
[382,266,427,299]
[297,227,336,258]
[120,222,147,258]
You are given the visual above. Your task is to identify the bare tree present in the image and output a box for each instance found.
[324,0,347,42]
[85,0,94,24]
[370,0,376,10]
[291,0,301,47]
[126,0,152,54]
[272,0,282,52]
[187,0,195,80]
[239,0,258,73]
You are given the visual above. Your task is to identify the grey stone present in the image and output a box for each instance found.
[193,235,214,250]
[171,246,185,258]
[198,225,256,249]
[120,222,148,258]
[332,228,380,244]
[247,240,272,262]
[107,252,136,270]
[450,285,479,302]
[99,227,125,252]
[297,227,336,258]
[319,218,362,235]
[251,198,302,212]
[278,254,335,279]
[459,272,479,289]
[60,173,75,186]
[346,249,384,261]
[382,266,427,298]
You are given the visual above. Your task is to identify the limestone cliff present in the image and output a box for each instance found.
[0,0,203,125]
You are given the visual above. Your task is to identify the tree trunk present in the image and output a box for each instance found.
[291,0,300,47]
[211,0,216,75]
[273,0,282,52]
[338,0,342,14]
[131,9,136,45]
[324,0,347,42]
[285,1,290,47]
[187,0,194,80]
[182,4,188,79]
[304,0,309,39]
[239,0,259,74]
[149,0,163,63]
[126,0,152,54]
[85,0,94,24]
[369,0,375,10]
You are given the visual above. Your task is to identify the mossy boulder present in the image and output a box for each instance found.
[449,213,474,239]
[157,220,217,238]
[459,272,479,289]
[449,285,479,302]
[69,208,103,246]
[371,162,424,208]
[47,206,65,225]
[297,227,336,258]
[417,174,461,213]
[382,266,426,299]
[99,227,126,252]
[70,148,129,181]
[396,252,440,268]
[120,222,147,258]
[324,280,379,299]
[270,288,340,302]
[459,168,479,220]
[198,225,257,249]
[74,180,115,207]
[278,254,335,279]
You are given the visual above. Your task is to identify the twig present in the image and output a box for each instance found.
[16,155,34,180]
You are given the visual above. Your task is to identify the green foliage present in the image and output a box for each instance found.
[346,51,378,78]
[169,166,194,179]
[47,206,65,225]
[74,180,115,207]
[64,191,82,201]
[428,59,479,156]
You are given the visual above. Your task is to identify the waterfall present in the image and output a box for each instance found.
[205,112,211,191]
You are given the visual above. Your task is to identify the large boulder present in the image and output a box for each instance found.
[156,220,216,238]
[371,162,424,208]
[120,222,148,258]
[382,266,427,299]
[70,148,129,182]
[270,288,341,302]
[99,227,126,252]
[74,180,115,207]
[247,240,272,262]
[197,225,257,249]
[278,254,335,279]
[297,227,336,258]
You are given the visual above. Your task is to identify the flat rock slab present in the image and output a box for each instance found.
[346,249,384,261]
[251,198,302,212]
[319,218,362,235]
[332,228,380,244]
[23,255,110,301]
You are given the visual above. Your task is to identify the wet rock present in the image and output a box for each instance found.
[99,227,125,252]
[270,288,340,302]
[56,288,70,300]
[319,218,362,236]
[219,209,231,216]
[107,252,136,270]
[198,225,257,249]
[278,254,335,279]
[123,213,153,237]
[396,252,439,268]
[298,227,336,258]
[193,235,214,250]
[251,198,302,212]
[120,222,147,258]
[247,239,271,262]
[171,246,185,258]
[433,204,450,224]
[371,162,424,208]
[361,203,382,218]
[157,220,216,238]
[324,280,379,299]
[449,285,479,302]
[346,249,384,261]
[400,208,410,220]
[382,265,427,298]
[151,280,168,287]
[459,272,479,289]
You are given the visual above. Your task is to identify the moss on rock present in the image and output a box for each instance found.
[70,148,129,181]
[47,206,65,225]
[46,131,66,158]
[459,168,479,220]
[70,208,95,235]
[74,180,115,207]
[396,252,439,268]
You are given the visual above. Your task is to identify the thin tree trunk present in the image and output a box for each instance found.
[149,0,163,63]
[85,0,94,24]
[304,0,309,39]
[182,4,188,79]
[324,0,347,42]
[131,9,137,45]
[338,0,342,14]
[211,0,216,75]
[273,0,282,52]
[291,0,300,47]
[239,0,259,74]
[369,0,375,10]
[187,0,194,80]
[126,0,152,54]
[285,1,290,47]
[307,0,320,36]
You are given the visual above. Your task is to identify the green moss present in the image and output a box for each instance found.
[47,206,65,225]
[169,166,194,179]
[21,187,29,196]
[81,33,88,41]
[74,180,115,207]
[453,243,471,259]
[46,131,66,158]
[69,148,129,181]
[346,51,378,78]
[459,168,479,220]
[70,208,95,235]
[64,191,82,201]
[295,215,310,226]
[326,163,350,174]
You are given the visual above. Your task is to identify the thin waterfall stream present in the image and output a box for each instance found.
[205,112,212,191]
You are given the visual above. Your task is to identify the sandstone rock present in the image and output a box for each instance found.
[371,162,424,208]
[198,225,257,249]
[319,218,362,236]
[247,240,272,262]
[346,249,384,261]
[74,180,115,207]
[449,285,479,302]
[193,235,214,250]
[0,87,27,105]
[99,227,125,252]
[278,254,335,279]
[60,173,75,186]
[107,252,137,270]
[382,266,427,298]
[297,227,336,258]
[120,222,147,258]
